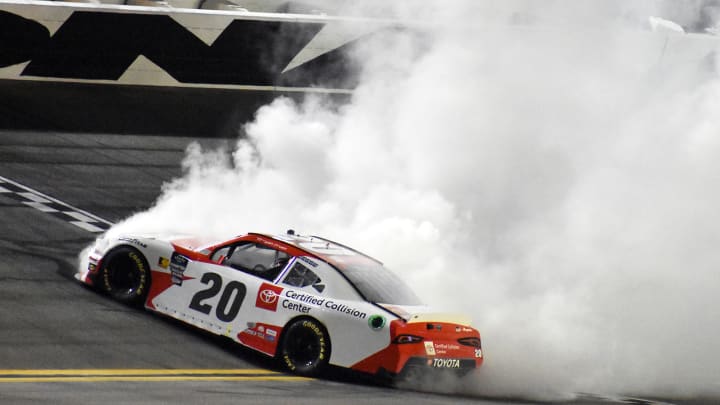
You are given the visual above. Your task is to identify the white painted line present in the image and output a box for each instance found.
[0,175,114,234]
[70,221,105,233]
[0,186,11,193]
[23,202,59,213]
[0,175,113,226]
[64,211,96,222]
[18,192,51,203]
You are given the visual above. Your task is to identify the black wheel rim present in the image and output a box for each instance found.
[108,255,141,296]
[286,326,321,368]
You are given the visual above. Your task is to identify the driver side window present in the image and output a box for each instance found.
[213,243,290,281]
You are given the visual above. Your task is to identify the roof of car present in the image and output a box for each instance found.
[249,232,383,267]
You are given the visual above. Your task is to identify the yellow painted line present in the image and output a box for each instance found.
[0,369,280,376]
[0,376,309,383]
[0,369,311,383]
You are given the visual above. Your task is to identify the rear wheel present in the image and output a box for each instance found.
[100,246,151,306]
[278,317,331,376]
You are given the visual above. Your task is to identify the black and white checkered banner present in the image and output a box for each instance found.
[0,175,113,233]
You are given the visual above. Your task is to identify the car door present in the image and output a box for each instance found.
[151,243,291,339]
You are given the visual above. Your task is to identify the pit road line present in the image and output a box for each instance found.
[0,376,309,383]
[0,369,282,375]
[0,369,309,383]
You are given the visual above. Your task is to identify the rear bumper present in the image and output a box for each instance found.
[351,319,484,376]
[370,355,481,382]
[396,356,480,378]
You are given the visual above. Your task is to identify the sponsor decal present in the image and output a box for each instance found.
[324,300,366,319]
[431,358,461,369]
[283,290,367,318]
[130,251,147,296]
[118,237,147,248]
[255,283,283,312]
[188,273,247,322]
[283,354,295,371]
[283,290,367,319]
[424,341,436,356]
[169,253,189,286]
[285,290,325,306]
[298,256,318,267]
[433,343,461,355]
[368,314,386,330]
[243,329,257,336]
[158,257,170,269]
[254,238,290,252]
[475,349,483,358]
[303,320,326,361]
[282,299,311,314]
[238,322,281,355]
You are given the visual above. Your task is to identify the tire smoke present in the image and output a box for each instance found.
[106,0,720,400]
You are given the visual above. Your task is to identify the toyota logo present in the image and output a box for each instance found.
[259,289,278,304]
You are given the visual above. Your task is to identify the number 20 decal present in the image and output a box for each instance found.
[189,273,247,322]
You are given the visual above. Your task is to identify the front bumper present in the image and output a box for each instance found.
[75,249,102,286]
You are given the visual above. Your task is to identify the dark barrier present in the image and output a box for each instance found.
[0,79,350,137]
[0,4,377,136]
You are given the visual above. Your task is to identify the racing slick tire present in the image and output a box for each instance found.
[99,246,151,306]
[278,317,331,377]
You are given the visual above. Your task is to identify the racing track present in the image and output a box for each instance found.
[0,130,712,405]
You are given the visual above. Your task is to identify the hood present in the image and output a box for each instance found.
[170,236,220,252]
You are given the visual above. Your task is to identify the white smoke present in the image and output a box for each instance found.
[106,0,720,400]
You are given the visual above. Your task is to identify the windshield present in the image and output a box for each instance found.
[335,259,422,306]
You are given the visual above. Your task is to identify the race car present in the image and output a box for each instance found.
[76,230,483,378]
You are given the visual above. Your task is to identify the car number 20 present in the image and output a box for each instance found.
[189,272,247,322]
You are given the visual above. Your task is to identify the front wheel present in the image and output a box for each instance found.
[99,246,151,306]
[278,318,331,376]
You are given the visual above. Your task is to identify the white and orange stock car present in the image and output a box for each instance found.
[76,231,483,378]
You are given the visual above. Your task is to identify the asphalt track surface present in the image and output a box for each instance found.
[0,130,714,405]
